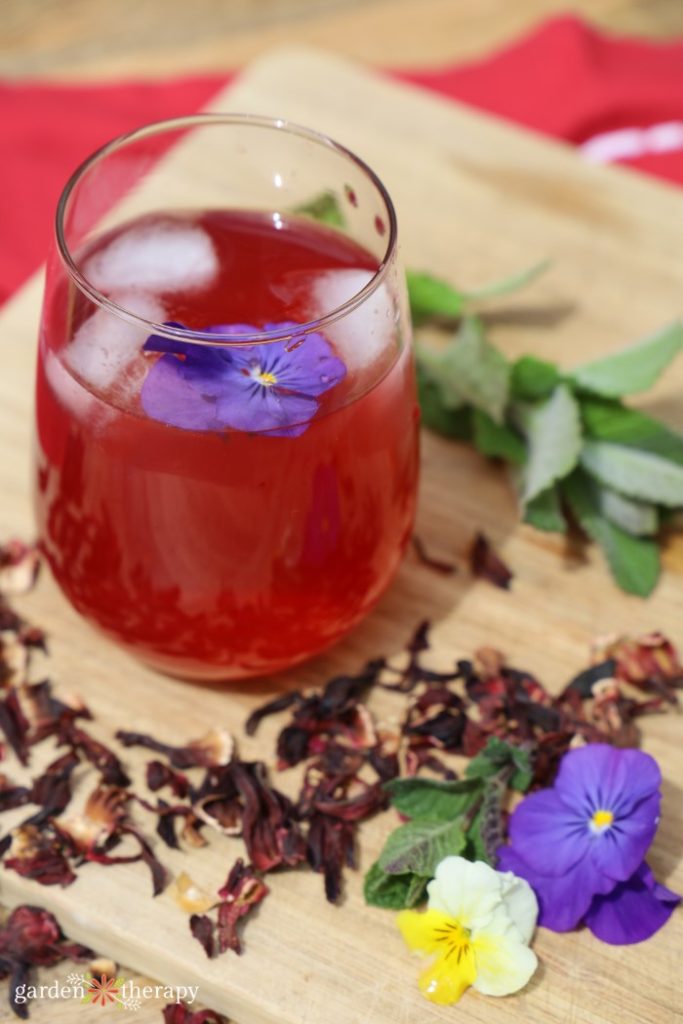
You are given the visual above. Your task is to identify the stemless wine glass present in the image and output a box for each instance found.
[34,114,419,681]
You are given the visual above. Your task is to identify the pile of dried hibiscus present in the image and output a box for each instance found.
[1,538,681,1008]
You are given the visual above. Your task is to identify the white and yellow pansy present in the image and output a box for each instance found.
[398,856,539,1005]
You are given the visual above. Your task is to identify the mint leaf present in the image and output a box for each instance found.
[384,777,482,821]
[569,321,683,397]
[463,259,549,302]
[416,360,472,438]
[523,486,567,533]
[563,471,660,596]
[363,862,428,909]
[293,191,345,227]
[598,487,658,537]
[407,271,465,324]
[465,737,533,792]
[519,385,582,504]
[442,316,510,423]
[406,260,548,325]
[510,355,561,401]
[581,441,683,507]
[464,809,490,864]
[378,818,466,876]
[581,397,683,466]
[472,410,526,464]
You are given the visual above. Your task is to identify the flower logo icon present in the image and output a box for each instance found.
[82,973,125,1008]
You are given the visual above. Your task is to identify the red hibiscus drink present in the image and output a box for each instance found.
[35,116,419,680]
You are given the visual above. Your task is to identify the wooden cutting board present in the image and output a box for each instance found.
[1,48,683,1024]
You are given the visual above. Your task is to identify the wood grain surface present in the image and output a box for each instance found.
[1,0,682,79]
[1,48,683,1024]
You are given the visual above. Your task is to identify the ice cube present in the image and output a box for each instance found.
[309,269,398,373]
[275,268,399,374]
[64,290,165,392]
[83,220,218,294]
[45,350,114,430]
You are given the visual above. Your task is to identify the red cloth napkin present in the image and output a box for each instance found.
[2,13,683,305]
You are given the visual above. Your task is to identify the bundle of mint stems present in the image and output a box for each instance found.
[408,264,683,596]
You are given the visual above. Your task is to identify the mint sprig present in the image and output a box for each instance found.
[364,739,532,910]
[410,264,683,596]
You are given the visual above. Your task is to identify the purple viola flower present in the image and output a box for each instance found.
[497,744,680,944]
[140,321,346,437]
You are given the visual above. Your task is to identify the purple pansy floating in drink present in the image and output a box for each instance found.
[141,322,346,437]
[497,744,680,944]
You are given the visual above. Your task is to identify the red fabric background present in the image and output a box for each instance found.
[1,14,682,305]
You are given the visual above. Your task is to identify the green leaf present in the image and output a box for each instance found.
[378,818,467,876]
[463,259,550,302]
[292,191,345,227]
[523,486,567,533]
[472,410,526,464]
[465,737,533,792]
[581,397,683,466]
[384,777,482,821]
[406,260,548,326]
[441,316,510,423]
[569,321,683,398]
[406,270,465,324]
[363,862,428,909]
[581,441,683,507]
[463,809,491,864]
[563,471,660,596]
[510,355,561,402]
[519,384,582,504]
[598,487,658,536]
[416,360,472,438]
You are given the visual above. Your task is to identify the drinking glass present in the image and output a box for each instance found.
[34,114,419,681]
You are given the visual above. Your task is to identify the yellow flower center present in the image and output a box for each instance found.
[433,921,471,964]
[590,808,614,833]
[255,369,277,386]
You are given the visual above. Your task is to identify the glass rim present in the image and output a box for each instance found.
[55,112,399,347]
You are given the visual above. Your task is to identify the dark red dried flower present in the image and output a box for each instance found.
[231,762,307,872]
[189,914,215,959]
[4,826,77,887]
[60,723,130,787]
[412,535,458,575]
[116,727,234,769]
[215,859,269,955]
[162,1002,227,1024]
[592,632,683,702]
[469,531,513,589]
[146,760,190,799]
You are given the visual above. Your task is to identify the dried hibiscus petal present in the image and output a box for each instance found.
[146,760,190,798]
[0,905,92,968]
[592,632,682,701]
[232,761,306,872]
[163,1002,227,1024]
[3,826,76,887]
[412,535,457,575]
[469,531,513,589]
[216,859,269,954]
[189,914,215,959]
[116,726,234,768]
[61,723,129,787]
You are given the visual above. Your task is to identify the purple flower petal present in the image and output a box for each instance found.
[140,355,226,431]
[588,791,661,884]
[225,327,346,398]
[214,374,318,438]
[507,788,589,876]
[141,320,346,435]
[497,846,608,932]
[554,744,661,819]
[584,861,681,944]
